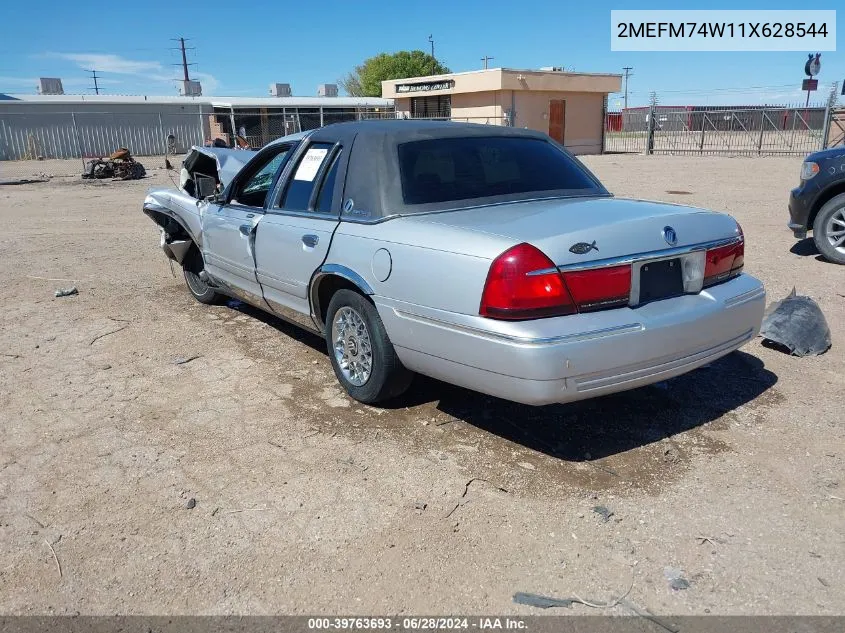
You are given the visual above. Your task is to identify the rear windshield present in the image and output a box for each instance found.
[397,136,600,205]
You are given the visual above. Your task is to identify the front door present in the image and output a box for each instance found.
[201,144,293,304]
[255,141,343,324]
[548,99,566,144]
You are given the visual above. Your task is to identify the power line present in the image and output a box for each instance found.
[86,69,101,95]
[170,37,196,82]
[622,66,633,110]
[481,55,494,70]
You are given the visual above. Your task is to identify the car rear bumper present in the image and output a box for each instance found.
[376,274,766,406]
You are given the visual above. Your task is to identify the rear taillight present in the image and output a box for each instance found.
[561,266,632,312]
[479,243,576,320]
[704,225,744,287]
[479,243,633,320]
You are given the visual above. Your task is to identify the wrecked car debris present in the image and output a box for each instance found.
[663,567,690,591]
[82,148,146,181]
[54,287,78,298]
[759,288,831,356]
[513,592,575,609]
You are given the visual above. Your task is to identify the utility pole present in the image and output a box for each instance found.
[622,66,633,110]
[481,55,494,70]
[171,37,196,82]
[86,69,100,95]
[428,35,435,59]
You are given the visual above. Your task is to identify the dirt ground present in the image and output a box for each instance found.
[0,155,843,617]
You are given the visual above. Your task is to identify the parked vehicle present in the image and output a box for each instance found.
[789,147,845,264]
[143,120,765,405]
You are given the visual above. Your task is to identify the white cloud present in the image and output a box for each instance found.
[50,52,166,77]
[45,52,220,95]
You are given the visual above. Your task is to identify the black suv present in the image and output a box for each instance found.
[789,147,845,264]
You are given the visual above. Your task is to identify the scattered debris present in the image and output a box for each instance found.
[513,570,634,610]
[445,478,509,518]
[2,353,21,359]
[818,577,830,587]
[665,190,693,195]
[186,498,197,510]
[517,462,536,471]
[414,502,427,511]
[54,287,78,298]
[174,355,202,366]
[664,567,690,591]
[44,539,62,578]
[592,505,615,523]
[513,592,575,609]
[82,148,146,181]
[695,535,722,546]
[760,288,831,356]
[337,457,368,472]
[90,325,127,345]
[0,178,48,186]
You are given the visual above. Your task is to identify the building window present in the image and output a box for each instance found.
[411,95,451,119]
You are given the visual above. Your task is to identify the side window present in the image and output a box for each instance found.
[232,146,291,208]
[280,142,335,211]
[314,150,342,213]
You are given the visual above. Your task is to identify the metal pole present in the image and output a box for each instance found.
[645,102,656,155]
[158,112,166,156]
[71,111,84,168]
[320,106,324,127]
[229,106,237,146]
[821,100,833,150]
[622,67,633,110]
[757,109,765,155]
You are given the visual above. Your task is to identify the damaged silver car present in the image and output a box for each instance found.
[143,120,766,405]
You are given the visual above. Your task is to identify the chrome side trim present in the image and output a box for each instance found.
[265,298,321,334]
[392,308,643,346]
[723,286,766,308]
[309,264,376,332]
[527,236,742,276]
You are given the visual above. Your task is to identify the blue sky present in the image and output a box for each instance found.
[0,0,840,106]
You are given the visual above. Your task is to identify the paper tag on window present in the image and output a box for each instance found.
[293,148,328,181]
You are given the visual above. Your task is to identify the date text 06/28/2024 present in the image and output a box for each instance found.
[610,9,836,51]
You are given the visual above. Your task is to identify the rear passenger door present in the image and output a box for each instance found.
[254,141,345,323]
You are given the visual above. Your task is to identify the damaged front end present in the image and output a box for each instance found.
[143,146,255,265]
[143,195,197,265]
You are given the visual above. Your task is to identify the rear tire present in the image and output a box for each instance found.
[812,193,845,265]
[325,289,413,404]
[182,247,222,304]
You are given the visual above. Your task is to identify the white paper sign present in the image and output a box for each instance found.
[294,148,328,181]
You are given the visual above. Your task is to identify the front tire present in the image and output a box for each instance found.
[325,289,412,404]
[812,193,845,265]
[182,247,222,304]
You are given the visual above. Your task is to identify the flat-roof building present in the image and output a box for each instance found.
[382,68,622,155]
[0,94,392,160]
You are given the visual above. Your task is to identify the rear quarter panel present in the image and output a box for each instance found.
[326,218,513,315]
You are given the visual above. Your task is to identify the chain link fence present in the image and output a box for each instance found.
[605,103,838,156]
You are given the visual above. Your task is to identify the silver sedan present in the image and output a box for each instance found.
[143,120,765,405]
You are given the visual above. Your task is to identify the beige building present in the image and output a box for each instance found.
[382,68,622,155]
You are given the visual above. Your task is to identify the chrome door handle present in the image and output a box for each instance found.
[239,224,251,236]
[302,234,319,247]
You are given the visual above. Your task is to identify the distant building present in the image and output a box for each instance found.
[0,93,392,160]
[382,67,622,155]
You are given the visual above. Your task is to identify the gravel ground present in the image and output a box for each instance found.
[0,155,842,616]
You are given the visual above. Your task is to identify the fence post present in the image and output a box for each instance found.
[229,106,237,146]
[320,106,324,128]
[70,111,84,168]
[757,109,765,155]
[821,98,834,150]
[645,102,656,155]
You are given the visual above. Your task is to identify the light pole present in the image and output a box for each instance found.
[428,35,435,59]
